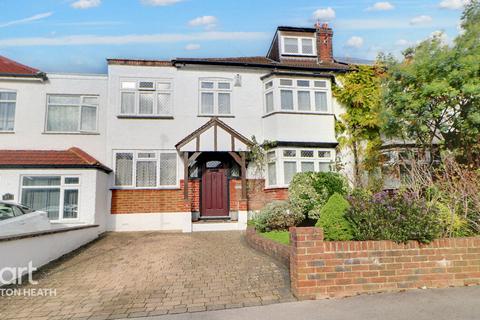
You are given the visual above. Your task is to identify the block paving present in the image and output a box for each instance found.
[0,231,294,319]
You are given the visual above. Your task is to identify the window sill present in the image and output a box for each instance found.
[110,186,181,191]
[262,111,334,118]
[264,185,289,190]
[197,114,235,118]
[281,53,317,58]
[0,131,15,134]
[42,132,100,135]
[117,115,174,120]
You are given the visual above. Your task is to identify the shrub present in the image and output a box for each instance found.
[289,172,349,220]
[315,193,353,240]
[345,190,442,244]
[253,201,304,232]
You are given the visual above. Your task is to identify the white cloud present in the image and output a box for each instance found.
[141,0,183,6]
[410,15,433,25]
[395,39,411,46]
[0,12,53,28]
[71,0,101,9]
[312,7,336,22]
[188,16,217,30]
[0,31,268,47]
[346,36,364,48]
[185,43,200,50]
[439,0,470,10]
[367,2,395,11]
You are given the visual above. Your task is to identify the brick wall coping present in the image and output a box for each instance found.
[245,226,291,267]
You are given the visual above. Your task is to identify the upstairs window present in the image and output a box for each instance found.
[46,95,98,133]
[120,80,173,117]
[282,37,316,56]
[0,91,16,131]
[199,79,232,116]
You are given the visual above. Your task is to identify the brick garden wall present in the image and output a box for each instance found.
[245,227,290,267]
[289,227,480,300]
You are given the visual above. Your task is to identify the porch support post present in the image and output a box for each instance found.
[183,152,189,200]
[240,152,247,200]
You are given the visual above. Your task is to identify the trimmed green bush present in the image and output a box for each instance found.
[253,201,304,232]
[289,172,349,220]
[315,193,353,241]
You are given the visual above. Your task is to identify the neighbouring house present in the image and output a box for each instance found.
[0,23,355,233]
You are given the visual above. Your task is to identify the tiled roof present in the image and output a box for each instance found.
[0,147,112,173]
[0,55,45,78]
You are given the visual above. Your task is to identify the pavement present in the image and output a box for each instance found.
[135,286,480,320]
[0,231,294,320]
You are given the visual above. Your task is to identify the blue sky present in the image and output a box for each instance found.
[0,0,466,73]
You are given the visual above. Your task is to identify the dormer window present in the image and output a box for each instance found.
[281,37,316,56]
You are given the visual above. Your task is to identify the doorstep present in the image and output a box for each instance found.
[192,219,244,232]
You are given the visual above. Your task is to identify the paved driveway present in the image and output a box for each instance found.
[0,232,294,320]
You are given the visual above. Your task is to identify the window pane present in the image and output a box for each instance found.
[283,161,297,185]
[0,102,15,131]
[264,81,273,90]
[121,92,135,114]
[318,151,332,158]
[121,82,136,89]
[280,79,293,86]
[218,93,231,114]
[201,82,214,89]
[314,81,327,88]
[80,106,97,131]
[315,91,328,112]
[297,80,310,87]
[201,92,214,114]
[301,39,313,54]
[65,177,80,184]
[265,92,274,113]
[63,189,78,219]
[283,150,296,157]
[115,153,133,186]
[218,82,231,89]
[21,188,60,220]
[280,90,294,110]
[47,105,79,132]
[284,37,298,53]
[297,91,311,111]
[48,95,80,105]
[157,82,171,90]
[0,204,15,221]
[157,93,171,115]
[301,150,314,158]
[138,152,156,158]
[268,162,277,186]
[139,93,154,114]
[267,151,276,161]
[0,92,16,101]
[301,161,315,172]
[136,161,157,187]
[318,162,331,172]
[160,153,177,185]
[138,81,154,90]
[22,176,61,186]
[82,97,98,105]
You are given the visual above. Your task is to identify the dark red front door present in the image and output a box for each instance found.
[201,168,229,217]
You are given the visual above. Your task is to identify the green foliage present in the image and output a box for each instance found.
[289,172,349,220]
[436,202,472,237]
[346,190,442,244]
[381,1,480,166]
[316,193,353,241]
[333,65,383,186]
[253,201,304,232]
[260,231,290,245]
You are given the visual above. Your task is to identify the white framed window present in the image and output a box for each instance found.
[263,78,331,115]
[281,37,316,56]
[114,150,179,188]
[265,148,335,187]
[46,95,98,133]
[21,176,80,221]
[120,79,173,117]
[199,79,232,116]
[0,90,16,131]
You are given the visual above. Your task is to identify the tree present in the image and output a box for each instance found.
[381,1,480,166]
[334,65,382,187]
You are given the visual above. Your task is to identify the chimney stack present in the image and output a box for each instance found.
[315,23,334,63]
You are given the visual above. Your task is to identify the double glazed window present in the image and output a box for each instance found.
[0,91,16,131]
[120,80,173,116]
[114,151,178,188]
[46,95,98,133]
[21,176,80,221]
[266,148,334,187]
[264,79,330,114]
[282,37,315,55]
[199,79,232,116]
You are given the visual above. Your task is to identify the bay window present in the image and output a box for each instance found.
[120,79,173,117]
[199,79,232,116]
[21,176,80,221]
[46,95,98,133]
[114,150,178,188]
[0,91,16,131]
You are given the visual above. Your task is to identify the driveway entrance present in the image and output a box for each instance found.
[0,232,294,319]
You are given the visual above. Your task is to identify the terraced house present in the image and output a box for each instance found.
[0,23,353,233]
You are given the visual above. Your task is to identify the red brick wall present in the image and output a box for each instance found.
[246,179,288,211]
[246,227,291,267]
[290,227,480,300]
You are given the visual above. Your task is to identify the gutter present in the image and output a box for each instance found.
[0,72,48,81]
[0,164,112,174]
